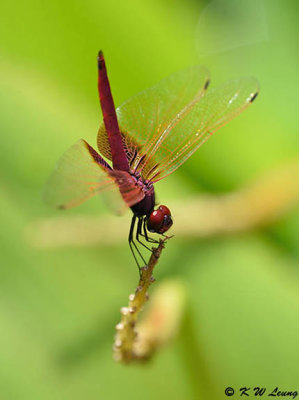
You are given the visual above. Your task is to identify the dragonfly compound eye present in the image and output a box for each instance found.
[147,209,164,233]
[147,206,173,234]
[158,205,171,216]
[159,214,173,234]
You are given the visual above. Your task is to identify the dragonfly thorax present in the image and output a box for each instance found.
[147,205,173,234]
[130,175,155,217]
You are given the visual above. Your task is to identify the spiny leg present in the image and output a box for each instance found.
[136,217,152,252]
[142,217,159,244]
[128,215,147,273]
[161,233,174,240]
[128,215,140,269]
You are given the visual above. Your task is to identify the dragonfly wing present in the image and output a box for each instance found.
[97,68,258,182]
[95,170,146,216]
[44,139,115,209]
[44,139,145,210]
[148,77,259,182]
[97,65,210,174]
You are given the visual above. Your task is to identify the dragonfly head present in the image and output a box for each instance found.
[147,205,173,234]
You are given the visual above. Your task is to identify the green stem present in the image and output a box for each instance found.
[113,239,165,363]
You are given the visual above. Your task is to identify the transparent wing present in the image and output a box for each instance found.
[97,67,258,182]
[97,65,210,175]
[44,139,144,210]
[148,77,259,182]
[44,139,114,209]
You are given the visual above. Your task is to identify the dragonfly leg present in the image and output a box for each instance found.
[128,215,147,273]
[136,217,152,252]
[129,215,140,269]
[161,233,174,240]
[142,218,159,244]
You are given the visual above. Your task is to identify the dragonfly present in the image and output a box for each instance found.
[44,51,259,269]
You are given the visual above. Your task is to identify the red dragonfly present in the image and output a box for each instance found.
[44,51,258,268]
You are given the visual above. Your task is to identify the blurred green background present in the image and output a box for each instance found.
[1,0,298,399]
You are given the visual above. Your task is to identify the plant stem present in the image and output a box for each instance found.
[113,239,165,363]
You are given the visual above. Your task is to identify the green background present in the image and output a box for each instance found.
[0,0,298,399]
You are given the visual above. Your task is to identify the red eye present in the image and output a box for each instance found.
[147,205,173,234]
[158,205,171,216]
[147,209,164,233]
[159,214,173,233]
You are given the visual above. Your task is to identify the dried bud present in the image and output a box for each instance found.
[129,293,135,301]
